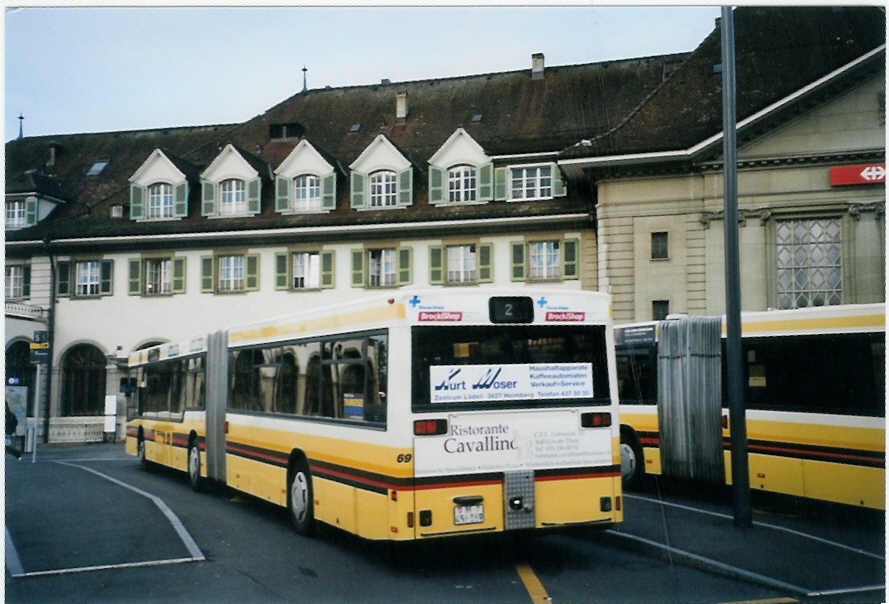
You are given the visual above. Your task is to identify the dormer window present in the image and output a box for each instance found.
[448,165,477,202]
[274,140,336,214]
[219,179,247,215]
[369,170,398,207]
[494,162,566,202]
[148,183,174,219]
[293,174,321,211]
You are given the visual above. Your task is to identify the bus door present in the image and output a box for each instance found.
[656,316,724,484]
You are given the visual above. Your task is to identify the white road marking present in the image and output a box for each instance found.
[624,493,884,560]
[9,558,196,579]
[604,529,810,595]
[5,527,26,576]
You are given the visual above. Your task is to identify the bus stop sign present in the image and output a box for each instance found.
[30,330,49,364]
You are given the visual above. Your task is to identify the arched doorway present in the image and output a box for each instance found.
[5,340,35,415]
[60,344,107,416]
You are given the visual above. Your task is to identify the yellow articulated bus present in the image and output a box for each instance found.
[126,289,623,541]
[615,303,885,509]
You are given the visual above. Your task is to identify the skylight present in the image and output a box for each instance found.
[86,159,109,176]
[350,123,361,132]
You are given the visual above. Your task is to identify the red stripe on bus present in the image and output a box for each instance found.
[748,443,883,463]
[310,464,397,491]
[226,443,288,465]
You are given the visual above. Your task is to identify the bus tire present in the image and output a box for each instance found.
[620,429,644,489]
[138,435,149,468]
[288,459,315,536]
[188,441,203,492]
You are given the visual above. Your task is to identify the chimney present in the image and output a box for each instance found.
[47,141,61,168]
[396,91,408,120]
[531,53,545,80]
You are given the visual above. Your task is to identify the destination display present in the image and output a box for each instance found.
[429,363,594,404]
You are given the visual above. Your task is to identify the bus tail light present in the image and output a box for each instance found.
[414,419,448,436]
[581,412,612,428]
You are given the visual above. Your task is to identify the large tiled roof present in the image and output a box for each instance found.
[562,6,886,159]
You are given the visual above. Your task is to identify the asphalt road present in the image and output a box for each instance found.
[4,443,884,604]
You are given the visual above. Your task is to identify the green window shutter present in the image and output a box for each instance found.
[478,163,493,201]
[275,252,290,290]
[350,172,366,209]
[247,177,261,214]
[397,246,412,286]
[201,180,216,216]
[245,254,260,291]
[174,182,189,217]
[428,166,443,204]
[494,167,507,201]
[478,243,493,282]
[24,196,39,226]
[553,164,566,197]
[562,238,579,280]
[172,257,187,293]
[397,167,413,206]
[130,185,145,219]
[200,256,214,293]
[350,249,365,287]
[275,176,291,212]
[320,251,335,289]
[128,259,142,295]
[321,173,336,210]
[100,260,113,295]
[510,241,526,282]
[57,261,70,296]
[428,245,443,285]
[22,265,30,298]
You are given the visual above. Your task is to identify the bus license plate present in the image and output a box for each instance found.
[454,504,484,525]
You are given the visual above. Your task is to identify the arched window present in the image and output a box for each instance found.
[148,183,173,218]
[369,170,397,207]
[219,179,246,215]
[6,341,35,415]
[293,174,321,211]
[448,165,477,202]
[61,344,107,416]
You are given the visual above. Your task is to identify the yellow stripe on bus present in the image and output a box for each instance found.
[229,304,406,345]
[726,314,885,336]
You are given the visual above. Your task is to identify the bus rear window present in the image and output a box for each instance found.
[411,325,610,410]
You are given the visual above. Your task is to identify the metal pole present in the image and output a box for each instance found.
[31,363,41,463]
[720,5,751,528]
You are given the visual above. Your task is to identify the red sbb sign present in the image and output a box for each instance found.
[418,311,462,321]
[830,163,885,186]
[545,311,585,321]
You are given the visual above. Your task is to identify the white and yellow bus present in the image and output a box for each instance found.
[615,303,885,509]
[126,289,623,540]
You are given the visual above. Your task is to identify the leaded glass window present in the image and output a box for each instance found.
[776,218,842,309]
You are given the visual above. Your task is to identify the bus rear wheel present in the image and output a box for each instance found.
[288,460,315,536]
[620,432,643,489]
[138,437,148,467]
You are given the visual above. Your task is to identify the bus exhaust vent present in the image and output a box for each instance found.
[503,471,535,530]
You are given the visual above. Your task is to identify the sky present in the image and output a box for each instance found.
[4,5,723,142]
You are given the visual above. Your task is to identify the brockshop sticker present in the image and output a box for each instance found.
[419,311,463,321]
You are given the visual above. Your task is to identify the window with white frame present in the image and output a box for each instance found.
[76,261,103,296]
[144,258,173,295]
[147,183,174,219]
[510,165,552,200]
[367,248,396,287]
[293,175,321,212]
[446,244,476,284]
[5,264,28,299]
[369,171,397,207]
[292,251,321,289]
[218,255,245,292]
[219,179,246,215]
[776,217,843,309]
[448,165,477,202]
[6,200,25,228]
[529,240,562,280]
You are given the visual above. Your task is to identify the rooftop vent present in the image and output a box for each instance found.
[269,122,304,140]
[531,52,545,80]
[381,78,391,85]
[396,91,408,120]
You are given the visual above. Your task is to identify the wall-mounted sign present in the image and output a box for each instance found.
[830,163,885,186]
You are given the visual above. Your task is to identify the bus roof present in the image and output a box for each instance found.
[226,288,613,349]
[128,335,207,367]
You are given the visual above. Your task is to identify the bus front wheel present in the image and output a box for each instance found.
[620,431,643,489]
[288,460,315,536]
